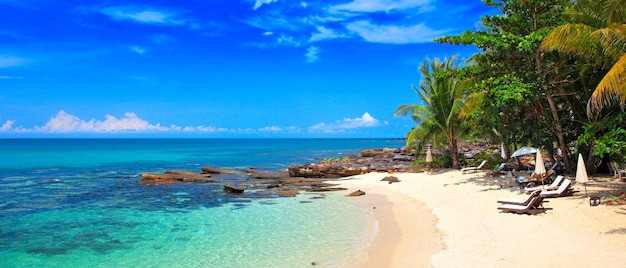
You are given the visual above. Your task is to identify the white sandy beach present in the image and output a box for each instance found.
[339,170,626,268]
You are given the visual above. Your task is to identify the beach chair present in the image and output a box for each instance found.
[610,161,626,179]
[524,175,564,193]
[497,195,550,215]
[461,160,487,174]
[539,179,578,198]
[497,190,541,206]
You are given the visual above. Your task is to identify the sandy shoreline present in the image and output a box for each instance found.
[336,170,626,267]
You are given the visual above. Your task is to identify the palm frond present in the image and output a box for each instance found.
[541,23,602,60]
[588,52,626,113]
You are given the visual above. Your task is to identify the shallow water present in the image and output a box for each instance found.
[0,139,399,267]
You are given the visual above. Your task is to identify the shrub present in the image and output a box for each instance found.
[470,149,503,170]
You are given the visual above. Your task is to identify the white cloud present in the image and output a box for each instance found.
[308,112,381,133]
[99,6,186,26]
[130,46,146,55]
[346,21,447,44]
[0,55,27,68]
[0,111,307,135]
[1,120,14,131]
[276,34,301,46]
[33,110,168,133]
[259,126,283,132]
[305,46,320,63]
[253,0,280,10]
[309,26,348,42]
[330,0,433,13]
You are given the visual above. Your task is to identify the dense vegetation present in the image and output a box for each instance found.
[396,0,626,174]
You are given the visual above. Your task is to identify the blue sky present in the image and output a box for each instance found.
[0,0,494,138]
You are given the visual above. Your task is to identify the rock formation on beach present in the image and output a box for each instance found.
[287,147,419,178]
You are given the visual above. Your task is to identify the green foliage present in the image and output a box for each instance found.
[396,0,625,174]
[470,149,504,170]
[541,0,626,113]
[395,56,471,169]
[577,110,626,161]
[431,151,468,168]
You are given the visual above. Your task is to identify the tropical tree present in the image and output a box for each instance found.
[395,56,469,169]
[436,0,579,173]
[541,0,626,113]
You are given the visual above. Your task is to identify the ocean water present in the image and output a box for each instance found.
[0,139,403,267]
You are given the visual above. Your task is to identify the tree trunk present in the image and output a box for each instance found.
[586,143,596,174]
[448,129,460,169]
[546,95,573,174]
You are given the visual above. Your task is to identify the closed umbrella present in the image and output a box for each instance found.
[500,142,506,159]
[534,150,546,176]
[426,148,433,163]
[576,153,589,198]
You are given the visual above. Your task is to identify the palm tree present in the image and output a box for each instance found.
[540,0,626,114]
[394,56,469,169]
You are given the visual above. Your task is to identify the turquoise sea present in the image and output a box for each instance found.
[0,139,403,267]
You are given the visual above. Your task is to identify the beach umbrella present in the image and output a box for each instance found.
[426,148,433,163]
[510,147,537,158]
[500,142,507,159]
[576,153,589,198]
[534,150,546,176]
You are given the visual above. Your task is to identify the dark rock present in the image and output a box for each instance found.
[348,190,366,197]
[223,184,244,194]
[266,183,281,189]
[381,176,400,184]
[201,166,240,174]
[393,154,414,161]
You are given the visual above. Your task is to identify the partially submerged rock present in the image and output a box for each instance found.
[223,184,244,194]
[140,170,213,185]
[348,190,366,197]
[201,166,240,174]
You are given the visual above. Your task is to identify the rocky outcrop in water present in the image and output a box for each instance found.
[139,146,419,196]
[140,170,214,185]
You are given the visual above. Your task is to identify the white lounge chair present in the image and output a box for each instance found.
[539,179,578,198]
[498,195,550,215]
[524,175,564,193]
[461,160,487,174]
[498,190,541,205]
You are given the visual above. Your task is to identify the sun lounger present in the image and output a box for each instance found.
[461,160,487,174]
[610,161,626,179]
[498,190,541,206]
[524,175,564,193]
[497,195,550,215]
[539,178,578,198]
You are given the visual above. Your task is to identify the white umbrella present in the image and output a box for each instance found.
[534,150,546,176]
[426,148,433,163]
[576,153,589,198]
[500,142,506,159]
[510,147,537,158]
